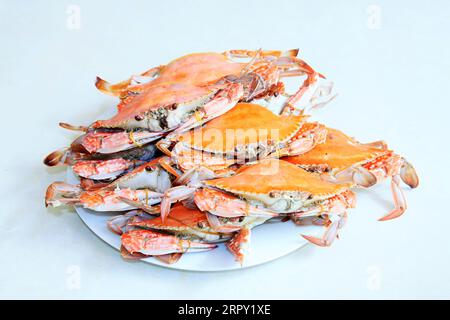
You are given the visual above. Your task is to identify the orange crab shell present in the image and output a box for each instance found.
[285,127,389,171]
[93,83,220,129]
[131,204,209,231]
[128,53,245,92]
[205,159,352,197]
[177,103,307,153]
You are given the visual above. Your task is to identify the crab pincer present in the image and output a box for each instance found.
[121,230,217,257]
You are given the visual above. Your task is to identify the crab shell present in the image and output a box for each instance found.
[284,127,389,175]
[131,204,232,243]
[203,159,352,213]
[120,52,244,94]
[96,50,296,98]
[172,103,315,172]
[92,49,307,132]
[177,103,306,155]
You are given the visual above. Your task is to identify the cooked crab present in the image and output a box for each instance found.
[48,49,328,163]
[284,127,419,221]
[95,49,322,107]
[163,103,327,176]
[154,159,355,260]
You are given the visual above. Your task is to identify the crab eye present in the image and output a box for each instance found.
[238,217,245,222]
[135,114,144,121]
[145,166,154,172]
[197,222,204,228]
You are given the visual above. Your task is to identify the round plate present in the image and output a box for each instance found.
[66,101,324,271]
[69,170,324,271]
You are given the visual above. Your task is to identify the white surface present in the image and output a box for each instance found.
[0,0,449,299]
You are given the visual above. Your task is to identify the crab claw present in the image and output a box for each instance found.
[121,229,217,256]
[44,148,85,167]
[400,159,419,189]
[226,227,251,265]
[45,182,82,207]
[107,210,155,235]
[160,186,196,222]
[73,158,135,180]
[352,166,377,188]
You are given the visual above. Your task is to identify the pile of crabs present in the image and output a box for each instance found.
[44,49,418,265]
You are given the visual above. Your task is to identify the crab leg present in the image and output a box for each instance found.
[160,186,197,222]
[270,123,328,158]
[378,175,408,221]
[173,166,216,186]
[206,213,242,233]
[226,227,251,265]
[301,214,343,247]
[171,83,244,136]
[45,182,163,212]
[121,229,217,256]
[194,188,281,218]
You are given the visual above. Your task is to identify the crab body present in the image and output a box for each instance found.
[169,103,327,174]
[285,128,419,220]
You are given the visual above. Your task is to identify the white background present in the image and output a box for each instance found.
[0,0,449,299]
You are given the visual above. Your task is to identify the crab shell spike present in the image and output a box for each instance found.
[95,65,162,97]
[59,122,88,132]
[205,159,352,198]
[226,227,251,265]
[400,159,419,189]
[282,49,300,57]
[177,103,306,154]
[121,229,217,256]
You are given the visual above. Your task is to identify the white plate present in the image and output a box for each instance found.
[67,100,324,271]
[68,170,324,271]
